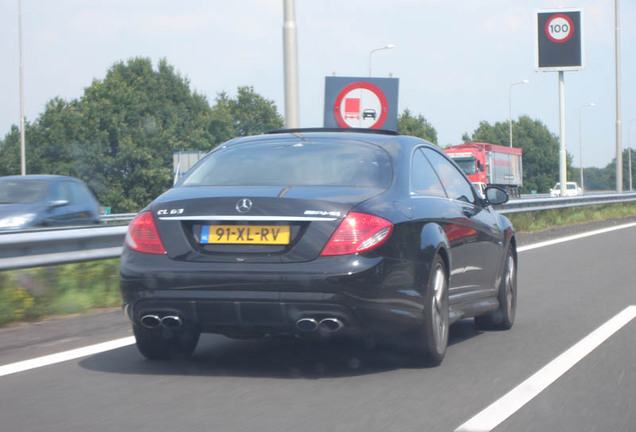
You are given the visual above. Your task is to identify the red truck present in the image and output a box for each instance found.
[443,142,523,198]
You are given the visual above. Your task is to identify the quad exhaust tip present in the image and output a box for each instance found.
[296,318,318,332]
[140,314,183,329]
[161,315,183,328]
[142,314,341,332]
[319,318,344,332]
[295,317,344,333]
[140,314,161,329]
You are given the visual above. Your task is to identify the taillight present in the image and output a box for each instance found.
[125,211,166,254]
[320,212,393,256]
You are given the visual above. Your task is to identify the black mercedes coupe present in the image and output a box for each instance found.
[120,129,517,365]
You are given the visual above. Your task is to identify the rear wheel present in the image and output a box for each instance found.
[133,324,200,360]
[475,245,517,330]
[409,255,449,365]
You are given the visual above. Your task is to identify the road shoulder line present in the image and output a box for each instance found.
[0,337,135,378]
[517,222,636,253]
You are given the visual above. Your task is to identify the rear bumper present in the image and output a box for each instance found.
[124,290,423,336]
[120,250,426,336]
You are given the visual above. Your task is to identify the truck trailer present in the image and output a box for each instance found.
[443,142,523,198]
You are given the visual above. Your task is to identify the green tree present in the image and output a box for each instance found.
[601,149,636,192]
[72,58,223,210]
[625,148,636,192]
[582,167,612,191]
[397,109,438,144]
[214,86,284,137]
[463,116,574,193]
[0,58,285,212]
[0,58,223,211]
[0,124,28,176]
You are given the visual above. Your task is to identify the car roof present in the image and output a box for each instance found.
[0,175,80,182]
[218,129,436,155]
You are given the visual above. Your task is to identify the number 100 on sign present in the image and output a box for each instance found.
[546,14,574,43]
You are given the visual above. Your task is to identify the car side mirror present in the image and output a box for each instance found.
[484,186,508,205]
[48,199,69,208]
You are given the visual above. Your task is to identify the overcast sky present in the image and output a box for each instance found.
[1,0,634,168]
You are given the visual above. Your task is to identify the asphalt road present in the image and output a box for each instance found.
[1,218,635,432]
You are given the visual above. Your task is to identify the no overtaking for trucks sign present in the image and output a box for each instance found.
[536,9,583,71]
[324,77,399,130]
[334,82,389,129]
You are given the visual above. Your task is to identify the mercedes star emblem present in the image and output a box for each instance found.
[236,198,253,213]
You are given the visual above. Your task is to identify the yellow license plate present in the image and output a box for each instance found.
[200,225,290,245]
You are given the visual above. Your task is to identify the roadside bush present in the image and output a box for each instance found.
[0,259,121,327]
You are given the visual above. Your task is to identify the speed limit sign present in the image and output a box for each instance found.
[536,10,583,71]
[545,14,574,43]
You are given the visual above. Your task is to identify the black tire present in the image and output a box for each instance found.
[409,254,449,366]
[475,245,517,330]
[133,324,200,360]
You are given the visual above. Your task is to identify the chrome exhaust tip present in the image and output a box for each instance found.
[161,315,183,329]
[319,318,344,333]
[296,318,319,332]
[140,314,161,329]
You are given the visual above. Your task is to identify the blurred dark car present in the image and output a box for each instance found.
[120,129,517,365]
[0,175,101,230]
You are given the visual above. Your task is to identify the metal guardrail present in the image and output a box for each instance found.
[1,193,635,271]
[100,213,136,223]
[0,225,127,271]
[494,192,636,214]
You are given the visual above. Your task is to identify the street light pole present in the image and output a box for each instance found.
[615,0,623,192]
[508,80,529,147]
[282,0,299,129]
[368,44,394,77]
[578,102,595,191]
[18,0,26,176]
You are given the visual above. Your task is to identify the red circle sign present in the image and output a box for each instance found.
[333,82,388,129]
[545,14,574,44]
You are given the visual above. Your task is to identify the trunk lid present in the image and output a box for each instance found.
[151,186,385,263]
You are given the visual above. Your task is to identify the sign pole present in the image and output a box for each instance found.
[537,9,583,195]
[558,71,567,197]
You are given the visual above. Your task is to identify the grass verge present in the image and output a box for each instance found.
[506,202,636,232]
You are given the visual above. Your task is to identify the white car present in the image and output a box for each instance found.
[550,182,583,197]
[472,182,487,198]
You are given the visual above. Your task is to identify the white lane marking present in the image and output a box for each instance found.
[455,306,636,432]
[517,222,636,253]
[1,222,634,379]
[0,337,135,378]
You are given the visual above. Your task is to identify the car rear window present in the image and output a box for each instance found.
[181,139,392,189]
